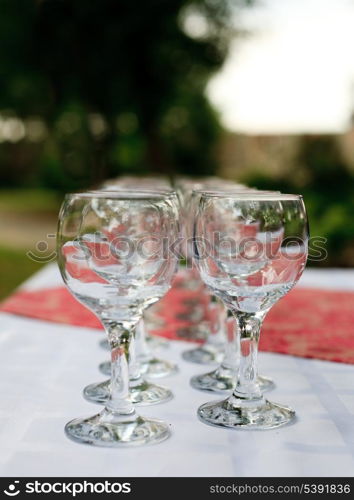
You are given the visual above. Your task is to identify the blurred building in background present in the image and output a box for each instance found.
[218,117,354,178]
[217,119,354,267]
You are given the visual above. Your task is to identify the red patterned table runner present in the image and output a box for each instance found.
[2,285,354,364]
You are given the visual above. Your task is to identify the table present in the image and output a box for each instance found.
[1,265,354,477]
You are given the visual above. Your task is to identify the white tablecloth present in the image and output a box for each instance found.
[1,265,354,477]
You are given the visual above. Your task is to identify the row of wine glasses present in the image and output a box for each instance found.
[181,186,308,429]
[57,189,180,446]
[99,181,179,376]
[56,176,308,446]
[177,181,279,395]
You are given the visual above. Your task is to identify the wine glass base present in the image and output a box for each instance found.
[258,375,275,392]
[138,358,179,378]
[83,379,173,406]
[190,369,234,393]
[182,345,224,365]
[146,335,169,349]
[65,410,170,447]
[130,380,173,405]
[198,397,295,430]
[99,358,178,378]
[191,368,275,394]
[99,338,109,351]
[99,361,114,376]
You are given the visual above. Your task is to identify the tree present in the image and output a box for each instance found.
[0,0,253,189]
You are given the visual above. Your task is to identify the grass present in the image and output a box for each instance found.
[0,247,44,300]
[0,188,61,299]
[0,188,62,214]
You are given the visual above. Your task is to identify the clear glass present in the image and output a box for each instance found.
[99,327,169,352]
[194,192,308,429]
[98,316,177,379]
[182,293,226,364]
[97,186,177,376]
[129,316,177,377]
[183,188,277,396]
[57,191,178,446]
[83,190,179,405]
[136,316,169,349]
[84,321,174,405]
[190,310,274,393]
[179,188,229,363]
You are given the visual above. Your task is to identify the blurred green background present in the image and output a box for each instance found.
[1,0,354,299]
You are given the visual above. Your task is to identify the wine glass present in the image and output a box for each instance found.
[194,192,308,429]
[183,188,277,385]
[98,186,178,371]
[83,189,179,405]
[57,190,179,446]
[93,189,179,385]
[98,176,173,353]
[178,184,232,363]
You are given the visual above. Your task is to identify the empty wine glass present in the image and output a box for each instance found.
[194,192,308,429]
[189,189,277,391]
[179,187,229,363]
[97,186,178,374]
[183,188,277,380]
[57,190,179,446]
[83,189,179,405]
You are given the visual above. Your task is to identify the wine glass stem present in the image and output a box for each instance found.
[218,310,238,370]
[204,296,227,347]
[102,320,136,415]
[128,326,147,387]
[231,311,265,401]
[135,317,152,362]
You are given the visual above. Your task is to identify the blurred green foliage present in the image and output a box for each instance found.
[2,0,352,271]
[0,0,256,296]
[244,135,354,267]
[0,0,252,191]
